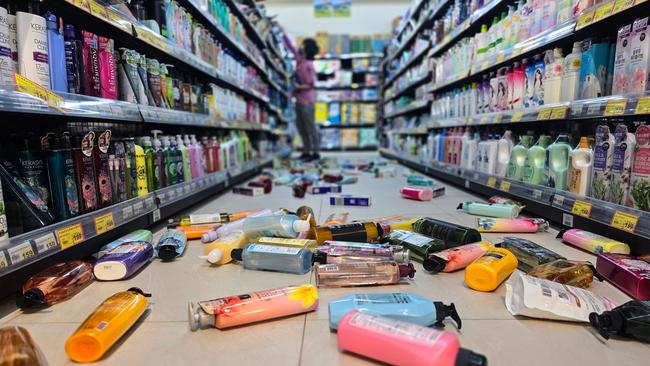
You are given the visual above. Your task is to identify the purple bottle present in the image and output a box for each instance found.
[596,253,650,300]
[93,130,113,208]
[93,241,154,281]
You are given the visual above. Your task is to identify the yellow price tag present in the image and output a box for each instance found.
[0,252,7,270]
[593,2,614,22]
[480,116,489,124]
[487,177,497,188]
[94,212,116,235]
[511,111,523,122]
[88,0,108,18]
[575,10,595,30]
[494,114,503,123]
[481,61,489,71]
[635,96,650,115]
[604,99,627,116]
[68,0,90,11]
[550,106,568,119]
[571,200,593,218]
[499,180,511,192]
[611,211,639,233]
[496,53,506,63]
[612,0,634,13]
[57,224,86,250]
[15,73,64,112]
[537,108,552,120]
[635,0,647,4]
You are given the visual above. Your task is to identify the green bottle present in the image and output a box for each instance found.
[176,135,191,182]
[523,135,552,185]
[545,134,572,190]
[387,229,448,263]
[162,136,177,185]
[141,137,155,193]
[506,135,533,181]
[407,175,435,187]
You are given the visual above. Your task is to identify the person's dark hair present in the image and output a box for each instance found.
[302,38,319,60]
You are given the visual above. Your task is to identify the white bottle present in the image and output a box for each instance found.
[561,42,582,102]
[6,3,16,74]
[427,133,435,162]
[496,131,514,177]
[16,2,49,88]
[465,133,479,171]
[540,0,557,32]
[544,48,565,104]
[568,137,593,196]
[477,139,486,172]
[0,5,13,85]
[556,0,573,24]
[485,136,499,175]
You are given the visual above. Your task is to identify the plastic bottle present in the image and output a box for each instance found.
[337,311,487,366]
[242,214,310,239]
[172,209,260,226]
[72,132,98,213]
[523,135,551,185]
[231,244,323,274]
[17,261,94,308]
[590,301,650,342]
[0,2,13,85]
[315,262,416,287]
[591,125,615,201]
[162,136,177,185]
[93,241,154,281]
[465,247,518,291]
[201,231,248,265]
[64,24,83,94]
[497,237,565,272]
[16,135,50,206]
[477,218,549,233]
[544,48,564,104]
[484,136,498,174]
[43,133,80,220]
[457,202,521,218]
[0,326,47,366]
[95,229,153,258]
[151,130,166,189]
[134,141,148,196]
[16,0,49,88]
[188,284,318,330]
[189,134,203,177]
[65,288,151,363]
[558,228,630,254]
[411,217,482,247]
[546,134,572,190]
[176,135,191,182]
[320,245,409,264]
[313,221,386,244]
[92,130,112,208]
[44,12,66,92]
[423,241,494,274]
[141,136,155,193]
[170,136,184,184]
[204,208,274,241]
[172,224,218,240]
[610,124,636,205]
[155,229,187,260]
[496,131,514,177]
[528,259,599,288]
[400,186,434,201]
[561,42,582,102]
[568,137,593,195]
[329,293,461,330]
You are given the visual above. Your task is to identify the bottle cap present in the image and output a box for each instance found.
[231,249,243,261]
[157,245,179,261]
[188,302,215,331]
[434,302,462,329]
[293,219,310,233]
[127,287,152,297]
[588,310,624,340]
[205,249,224,264]
[422,255,447,273]
[455,348,488,366]
[398,263,416,278]
[311,251,327,264]
[392,249,410,263]
[202,231,218,243]
[16,288,46,308]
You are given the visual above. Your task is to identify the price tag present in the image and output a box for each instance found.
[571,200,593,218]
[152,209,161,222]
[133,202,145,215]
[0,252,8,270]
[612,0,634,13]
[553,194,565,207]
[57,224,85,249]
[8,242,35,264]
[611,211,639,233]
[593,2,614,22]
[184,185,191,194]
[168,190,176,199]
[94,212,115,235]
[135,26,170,52]
[34,233,58,253]
[14,74,64,112]
[586,102,602,115]
[604,99,627,116]
[487,177,497,188]
[88,0,108,18]
[68,0,90,11]
[635,96,650,115]
[550,106,568,119]
[145,196,155,207]
[537,108,552,120]
[575,10,595,30]
[122,205,134,220]
[480,116,489,125]
[532,189,543,200]
[494,114,503,123]
[499,180,511,192]
[176,187,183,196]
[511,111,524,122]
[496,53,506,63]
[480,61,489,71]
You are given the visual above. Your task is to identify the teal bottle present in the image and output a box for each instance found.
[523,135,552,185]
[506,135,533,181]
[546,134,572,190]
[43,133,80,220]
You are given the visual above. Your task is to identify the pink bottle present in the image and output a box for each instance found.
[190,135,204,178]
[423,242,493,273]
[338,310,487,366]
[401,187,434,201]
[596,253,650,300]
[476,218,549,233]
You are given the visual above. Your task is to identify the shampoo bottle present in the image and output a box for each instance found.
[387,230,455,262]
[506,135,532,180]
[568,136,593,195]
[155,229,187,260]
[16,0,49,88]
[151,130,166,189]
[43,133,80,220]
[457,202,521,218]
[411,217,482,247]
[423,242,494,274]
[93,130,113,208]
[95,229,153,258]
[0,326,47,365]
[0,2,13,85]
[141,136,155,193]
[72,132,98,213]
[81,30,100,96]
[528,259,599,288]
[591,125,615,201]
[477,218,549,233]
[590,301,650,342]
[17,135,50,206]
[242,214,310,239]
[231,244,321,275]
[44,12,66,92]
[558,228,630,254]
[64,24,84,94]
[610,124,636,205]
[546,134,572,190]
[523,135,551,185]
[134,141,147,196]
[497,236,565,271]
[561,41,582,102]
[176,134,191,182]
[201,230,248,265]
[93,241,154,281]
[98,36,117,99]
[496,131,514,177]
[313,221,386,244]
[17,260,93,308]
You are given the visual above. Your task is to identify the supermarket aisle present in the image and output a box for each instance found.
[1,153,649,366]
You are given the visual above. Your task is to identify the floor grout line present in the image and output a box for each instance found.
[297,314,308,366]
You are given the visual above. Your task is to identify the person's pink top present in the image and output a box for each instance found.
[283,34,316,106]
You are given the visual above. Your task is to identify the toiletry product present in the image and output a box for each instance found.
[93,241,154,281]
[476,218,548,233]
[630,125,650,210]
[322,213,350,226]
[423,242,494,274]
[328,293,461,330]
[306,184,341,194]
[17,136,50,206]
[505,272,616,321]
[315,262,416,287]
[524,54,543,107]
[546,134,572,190]
[319,245,409,264]
[172,210,260,226]
[64,24,84,94]
[629,17,649,93]
[592,125,615,201]
[0,4,13,86]
[16,0,49,87]
[329,194,371,206]
[523,135,551,185]
[313,221,386,244]
[411,217,482,247]
[465,247,518,291]
[590,300,650,342]
[81,30,100,96]
[496,131,514,177]
[322,241,392,251]
[73,132,98,213]
[147,57,163,106]
[242,214,310,239]
[497,237,565,271]
[232,185,264,196]
[95,229,153,258]
[16,260,94,308]
[487,195,524,206]
[65,288,151,362]
[579,39,611,99]
[155,229,187,260]
[231,244,321,275]
[97,36,117,99]
[558,228,630,254]
[141,137,155,192]
[201,231,247,265]
[387,229,458,262]
[527,259,599,288]
[176,135,191,182]
[42,133,79,220]
[257,237,318,249]
[561,42,582,102]
[134,141,147,197]
[174,224,219,240]
[117,49,139,103]
[207,208,274,240]
[596,253,650,300]
[337,311,487,366]
[93,130,113,208]
[544,48,564,104]
[506,135,532,181]
[188,284,318,330]
[612,24,632,95]
[568,136,594,195]
[400,186,434,201]
[44,12,66,92]
[407,176,435,187]
[610,124,636,205]
[457,202,521,218]
[0,326,47,366]
[248,180,272,193]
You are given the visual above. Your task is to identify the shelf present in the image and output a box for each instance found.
[318,123,377,128]
[379,148,650,253]
[321,145,378,151]
[226,0,267,49]
[389,127,429,135]
[317,99,379,104]
[394,0,428,38]
[387,12,432,64]
[384,45,431,88]
[385,100,431,118]
[315,84,378,90]
[316,53,383,60]
[384,73,431,103]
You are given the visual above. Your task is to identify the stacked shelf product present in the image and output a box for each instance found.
[379,0,650,252]
[315,53,381,151]
[0,0,294,296]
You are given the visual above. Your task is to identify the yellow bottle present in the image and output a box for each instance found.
[65,288,150,363]
[465,248,518,292]
[134,143,148,196]
[202,231,248,265]
[257,237,318,249]
[388,217,419,232]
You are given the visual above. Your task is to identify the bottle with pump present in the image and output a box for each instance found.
[243,214,310,239]
[523,135,551,185]
[43,133,80,220]
[496,131,514,177]
[231,244,323,274]
[411,217,482,247]
[190,134,203,177]
[151,130,166,189]
[123,138,138,198]
[170,136,184,184]
[388,230,459,263]
[162,136,177,185]
[134,140,147,196]
[17,135,50,206]
[589,301,650,342]
[141,136,155,193]
[155,229,187,260]
[45,12,66,92]
[16,0,49,88]
[201,231,248,265]
[328,293,461,330]
[93,130,113,208]
[506,135,532,181]
[176,135,191,182]
[319,245,409,264]
[73,132,98,213]
[184,135,196,179]
[17,261,94,308]
[465,247,518,291]
[568,137,593,195]
[546,134,572,190]
[315,262,416,287]
[0,326,47,366]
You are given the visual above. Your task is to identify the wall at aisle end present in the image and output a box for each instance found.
[263,0,411,37]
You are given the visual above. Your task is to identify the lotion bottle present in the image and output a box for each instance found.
[16,0,49,88]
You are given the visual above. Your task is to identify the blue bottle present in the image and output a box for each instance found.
[438,129,447,162]
[155,229,187,260]
[44,12,67,93]
[231,244,325,275]
[242,214,311,239]
[43,133,80,220]
[328,292,461,330]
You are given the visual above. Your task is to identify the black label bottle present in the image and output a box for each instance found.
[109,141,127,203]
[123,138,138,199]
[94,130,113,208]
[43,132,80,220]
[590,300,650,342]
[412,218,482,247]
[17,135,51,208]
[63,24,83,94]
[72,132,98,213]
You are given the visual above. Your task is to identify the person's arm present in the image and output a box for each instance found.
[294,62,316,90]
[282,32,298,57]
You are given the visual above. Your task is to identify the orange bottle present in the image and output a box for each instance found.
[174,224,220,240]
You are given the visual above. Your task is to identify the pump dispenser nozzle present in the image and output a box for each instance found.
[433,302,462,329]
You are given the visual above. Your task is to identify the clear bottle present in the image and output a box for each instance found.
[315,262,416,287]
[0,326,47,365]
[528,259,599,288]
[496,131,514,177]
[568,137,593,195]
[320,245,409,264]
[17,260,94,308]
[243,214,310,239]
[231,244,321,275]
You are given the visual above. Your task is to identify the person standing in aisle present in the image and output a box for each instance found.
[284,34,320,161]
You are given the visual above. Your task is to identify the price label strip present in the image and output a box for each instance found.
[604,99,627,116]
[571,200,593,218]
[0,251,8,270]
[575,10,595,30]
[57,224,85,250]
[550,106,568,120]
[537,108,552,120]
[95,212,116,235]
[612,0,634,13]
[635,96,650,115]
[511,111,524,122]
[487,177,497,188]
[14,73,65,112]
[34,233,58,254]
[499,180,511,192]
[592,2,614,22]
[8,242,36,265]
[611,211,639,233]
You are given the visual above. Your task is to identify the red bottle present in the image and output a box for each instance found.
[17,261,94,308]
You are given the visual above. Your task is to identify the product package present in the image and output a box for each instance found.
[557,228,630,255]
[308,184,342,194]
[527,259,601,288]
[591,125,615,201]
[596,253,650,300]
[590,300,650,342]
[95,229,153,258]
[232,185,264,196]
[630,125,650,210]
[0,326,47,366]
[93,241,154,281]
[329,194,371,206]
[17,261,94,308]
[476,218,549,233]
[497,237,565,272]
[155,229,187,260]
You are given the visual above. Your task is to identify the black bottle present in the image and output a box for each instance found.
[589,301,650,343]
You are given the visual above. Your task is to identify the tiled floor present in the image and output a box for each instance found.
[1,152,649,365]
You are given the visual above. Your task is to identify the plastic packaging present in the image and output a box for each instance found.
[155,229,187,260]
[337,311,486,366]
[65,288,151,363]
[497,237,565,271]
[188,284,318,330]
[465,247,518,292]
[505,272,616,321]
[313,221,386,244]
[457,202,521,218]
[589,300,650,342]
[387,229,456,263]
[174,224,219,240]
[568,136,594,196]
[400,186,434,201]
[0,326,47,366]
[407,176,435,187]
[257,237,317,249]
[17,261,94,308]
[476,218,548,233]
[592,125,615,201]
[329,194,371,206]
[557,228,630,255]
[527,259,600,288]
[322,212,349,226]
[423,242,494,274]
[206,208,274,240]
[93,241,154,281]
[630,125,650,210]
[171,210,259,226]
[320,245,409,264]
[242,214,310,239]
[315,262,416,287]
[596,253,650,300]
[610,124,636,205]
[329,293,461,330]
[201,231,248,265]
[412,217,482,247]
[231,244,322,275]
[95,229,153,258]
